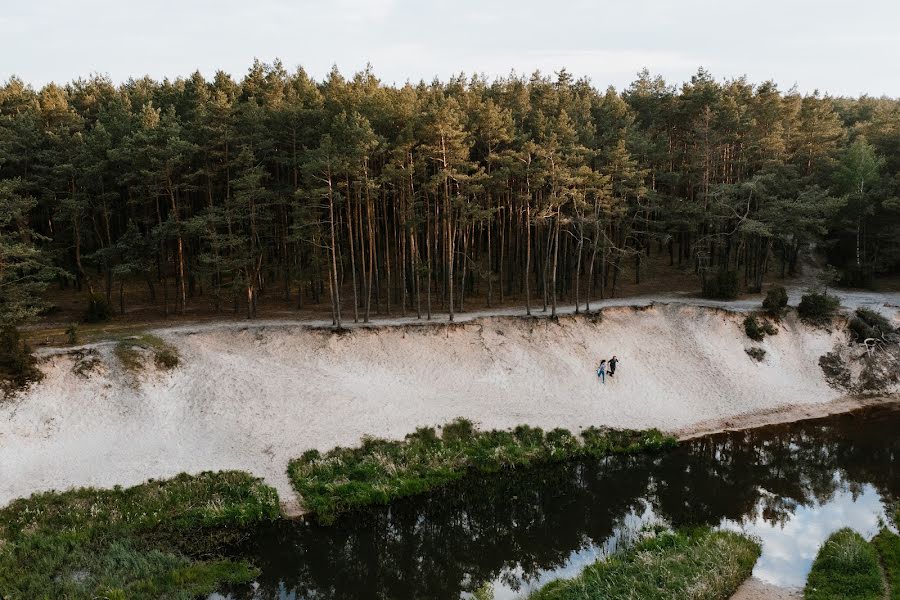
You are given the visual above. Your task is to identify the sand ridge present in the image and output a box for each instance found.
[5,302,895,509]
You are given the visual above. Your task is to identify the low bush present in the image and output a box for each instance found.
[83,293,113,323]
[743,315,777,341]
[529,527,760,600]
[746,347,766,362]
[848,307,896,342]
[762,286,789,316]
[0,471,280,600]
[702,269,740,300]
[804,528,884,600]
[798,290,840,324]
[288,419,676,523]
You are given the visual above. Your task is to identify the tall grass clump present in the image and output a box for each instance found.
[529,527,760,600]
[0,471,280,600]
[288,420,676,523]
[804,528,885,600]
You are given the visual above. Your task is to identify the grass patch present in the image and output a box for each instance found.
[288,420,676,523]
[0,471,280,599]
[805,528,885,600]
[872,508,900,600]
[114,333,180,372]
[528,527,760,600]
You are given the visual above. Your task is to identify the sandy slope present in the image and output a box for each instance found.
[6,302,894,510]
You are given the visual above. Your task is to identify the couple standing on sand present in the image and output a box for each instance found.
[596,356,619,384]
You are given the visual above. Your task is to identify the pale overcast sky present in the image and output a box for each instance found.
[2,0,898,96]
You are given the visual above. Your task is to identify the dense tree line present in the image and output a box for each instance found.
[1,61,899,327]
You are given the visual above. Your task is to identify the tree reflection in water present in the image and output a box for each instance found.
[214,404,898,600]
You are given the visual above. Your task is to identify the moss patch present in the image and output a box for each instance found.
[114,333,180,372]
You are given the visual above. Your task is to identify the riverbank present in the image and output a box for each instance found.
[2,303,898,511]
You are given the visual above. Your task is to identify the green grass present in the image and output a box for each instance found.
[288,420,676,523]
[805,528,885,600]
[114,333,180,372]
[872,528,900,600]
[528,527,760,600]
[0,471,280,600]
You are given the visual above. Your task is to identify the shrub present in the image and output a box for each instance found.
[848,307,895,342]
[762,286,789,316]
[529,527,760,600]
[743,315,776,341]
[65,322,79,345]
[702,269,740,300]
[0,326,41,390]
[798,290,840,324]
[805,528,884,600]
[746,347,766,362]
[84,293,113,323]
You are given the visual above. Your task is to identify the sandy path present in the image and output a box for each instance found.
[2,299,898,511]
[731,577,802,600]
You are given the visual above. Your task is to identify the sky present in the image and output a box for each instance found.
[2,0,898,96]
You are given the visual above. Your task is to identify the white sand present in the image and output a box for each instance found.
[1,302,896,508]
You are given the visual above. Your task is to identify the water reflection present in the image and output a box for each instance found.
[215,404,899,599]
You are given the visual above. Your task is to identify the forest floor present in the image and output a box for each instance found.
[22,247,900,349]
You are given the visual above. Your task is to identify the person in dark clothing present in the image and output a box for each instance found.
[608,355,619,377]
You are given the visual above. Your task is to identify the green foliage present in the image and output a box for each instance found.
[529,527,760,600]
[871,527,900,600]
[288,419,676,523]
[3,66,898,326]
[0,471,280,600]
[0,326,42,390]
[743,315,776,341]
[762,286,789,316]
[848,307,896,342]
[0,178,60,328]
[84,293,113,323]
[702,270,740,300]
[804,528,884,600]
[798,290,841,324]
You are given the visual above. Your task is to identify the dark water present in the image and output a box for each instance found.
[213,404,899,599]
